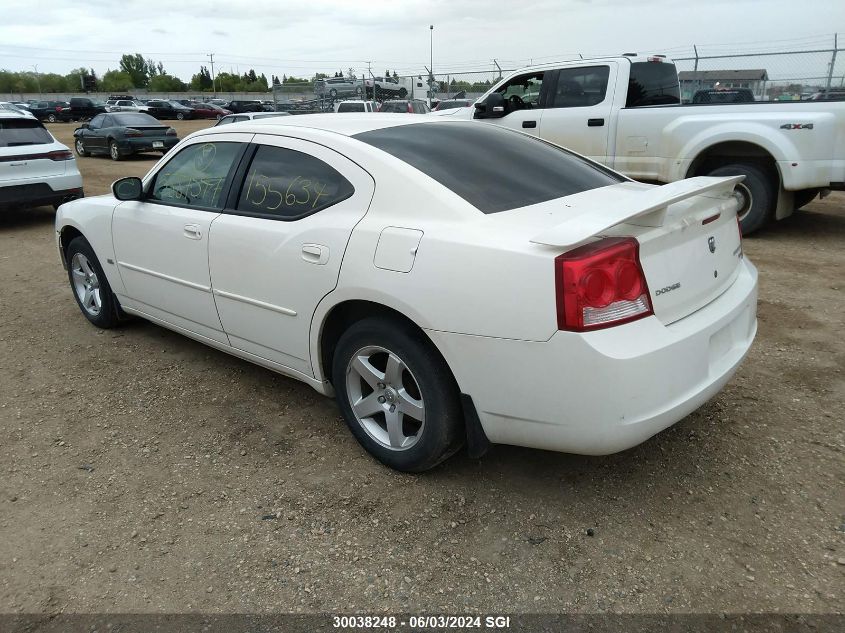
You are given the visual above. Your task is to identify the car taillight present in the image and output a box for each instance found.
[166,127,177,136]
[554,237,653,332]
[46,150,73,161]
[125,128,142,137]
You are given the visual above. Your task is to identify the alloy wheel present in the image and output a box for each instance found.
[345,345,426,450]
[70,253,102,316]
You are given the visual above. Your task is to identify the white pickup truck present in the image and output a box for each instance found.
[437,54,845,233]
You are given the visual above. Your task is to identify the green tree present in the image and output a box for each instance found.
[100,70,135,92]
[64,68,90,92]
[39,73,68,92]
[190,66,213,91]
[119,53,149,88]
[148,74,187,92]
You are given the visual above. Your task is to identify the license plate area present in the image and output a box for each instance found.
[152,141,163,148]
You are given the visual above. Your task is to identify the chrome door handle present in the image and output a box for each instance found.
[301,243,329,265]
[183,224,202,240]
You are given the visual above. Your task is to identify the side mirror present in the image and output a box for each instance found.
[112,177,143,201]
[80,122,90,129]
[473,92,505,119]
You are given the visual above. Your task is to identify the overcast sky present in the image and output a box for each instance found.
[1,0,843,81]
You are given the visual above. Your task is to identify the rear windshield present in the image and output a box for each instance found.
[626,61,680,107]
[0,119,53,147]
[338,103,366,112]
[379,102,408,113]
[354,122,623,214]
[112,113,160,126]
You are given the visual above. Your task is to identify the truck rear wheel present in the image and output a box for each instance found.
[706,163,774,235]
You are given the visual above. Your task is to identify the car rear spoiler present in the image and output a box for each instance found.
[529,176,745,248]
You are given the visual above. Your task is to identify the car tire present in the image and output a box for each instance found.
[65,236,120,329]
[398,87,408,98]
[355,86,363,96]
[176,112,185,120]
[216,114,222,120]
[329,88,338,98]
[109,140,121,161]
[46,113,57,123]
[706,163,774,235]
[332,317,464,472]
[74,138,88,157]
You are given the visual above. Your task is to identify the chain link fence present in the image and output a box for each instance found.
[673,44,844,102]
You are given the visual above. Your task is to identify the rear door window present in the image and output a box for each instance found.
[0,119,52,147]
[550,66,610,108]
[235,145,355,220]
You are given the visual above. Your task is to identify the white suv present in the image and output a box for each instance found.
[334,100,376,113]
[0,112,83,211]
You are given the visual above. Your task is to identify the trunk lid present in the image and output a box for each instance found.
[530,177,745,325]
[126,126,170,137]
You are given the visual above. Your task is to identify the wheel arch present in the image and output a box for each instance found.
[59,224,85,258]
[312,297,491,458]
[686,140,780,183]
[314,299,447,388]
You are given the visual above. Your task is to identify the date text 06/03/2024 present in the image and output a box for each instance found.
[332,615,512,629]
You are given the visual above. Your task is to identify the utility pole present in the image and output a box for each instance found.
[493,59,502,81]
[208,53,217,97]
[32,65,41,99]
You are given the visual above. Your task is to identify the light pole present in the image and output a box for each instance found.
[429,25,434,107]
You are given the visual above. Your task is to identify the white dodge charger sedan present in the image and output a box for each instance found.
[55,115,758,471]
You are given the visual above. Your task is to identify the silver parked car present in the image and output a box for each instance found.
[314,77,363,98]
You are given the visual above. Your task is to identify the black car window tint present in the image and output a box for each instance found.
[235,145,354,220]
[354,122,622,214]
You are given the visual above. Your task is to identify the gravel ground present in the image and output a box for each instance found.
[0,120,842,615]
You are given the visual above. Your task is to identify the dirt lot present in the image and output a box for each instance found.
[0,120,842,615]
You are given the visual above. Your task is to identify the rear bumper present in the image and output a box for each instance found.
[428,258,758,456]
[116,137,179,155]
[0,173,84,210]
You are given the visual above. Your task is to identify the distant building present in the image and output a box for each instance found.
[678,69,769,101]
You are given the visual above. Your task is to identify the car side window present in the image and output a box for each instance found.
[498,72,544,108]
[149,142,242,209]
[89,114,105,129]
[550,66,610,108]
[236,145,355,220]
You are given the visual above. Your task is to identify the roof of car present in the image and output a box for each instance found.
[0,110,36,120]
[207,113,434,137]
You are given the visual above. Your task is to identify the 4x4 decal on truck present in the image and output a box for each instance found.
[779,123,814,130]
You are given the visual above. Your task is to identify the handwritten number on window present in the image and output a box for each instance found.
[245,170,333,212]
